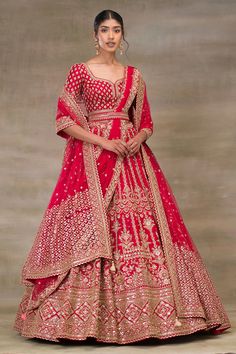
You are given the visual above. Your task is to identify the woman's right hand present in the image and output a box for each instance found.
[100,138,130,158]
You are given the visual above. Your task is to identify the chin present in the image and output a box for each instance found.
[104,48,116,52]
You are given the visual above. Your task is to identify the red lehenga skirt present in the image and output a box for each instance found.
[13,119,231,344]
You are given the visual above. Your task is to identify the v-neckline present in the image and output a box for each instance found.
[82,62,128,86]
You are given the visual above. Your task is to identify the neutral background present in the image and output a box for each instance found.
[0,0,235,350]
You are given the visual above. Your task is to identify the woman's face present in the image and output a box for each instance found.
[95,18,123,53]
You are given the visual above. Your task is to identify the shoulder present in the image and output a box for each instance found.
[66,62,86,74]
[65,63,86,81]
[129,65,143,78]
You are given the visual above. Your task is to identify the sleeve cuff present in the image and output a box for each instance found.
[55,116,77,138]
[140,127,153,140]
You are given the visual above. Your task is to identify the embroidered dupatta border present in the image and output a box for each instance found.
[134,75,185,317]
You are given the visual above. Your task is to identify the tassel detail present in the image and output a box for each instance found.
[110,260,116,272]
[174,317,182,327]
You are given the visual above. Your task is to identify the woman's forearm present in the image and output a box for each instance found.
[62,123,148,147]
[63,124,107,147]
[136,129,148,143]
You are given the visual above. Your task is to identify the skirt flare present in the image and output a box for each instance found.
[13,119,231,344]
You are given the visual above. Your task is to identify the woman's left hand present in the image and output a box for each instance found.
[126,136,142,156]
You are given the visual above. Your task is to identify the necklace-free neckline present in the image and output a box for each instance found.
[82,62,128,86]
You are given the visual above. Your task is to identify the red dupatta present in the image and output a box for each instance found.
[21,66,143,308]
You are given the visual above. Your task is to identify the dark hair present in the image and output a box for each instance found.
[93,9,129,57]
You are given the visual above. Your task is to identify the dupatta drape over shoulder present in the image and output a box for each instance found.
[21,65,151,285]
[20,64,152,310]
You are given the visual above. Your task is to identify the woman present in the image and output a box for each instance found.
[14,9,231,344]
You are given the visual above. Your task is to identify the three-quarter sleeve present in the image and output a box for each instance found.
[55,63,83,140]
[138,72,154,141]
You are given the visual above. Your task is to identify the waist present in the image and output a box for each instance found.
[87,109,130,122]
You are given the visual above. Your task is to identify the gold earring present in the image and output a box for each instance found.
[119,41,124,55]
[94,39,100,55]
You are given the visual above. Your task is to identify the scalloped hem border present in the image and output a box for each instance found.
[13,322,231,345]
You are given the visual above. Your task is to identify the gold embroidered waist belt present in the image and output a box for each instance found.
[88,110,130,122]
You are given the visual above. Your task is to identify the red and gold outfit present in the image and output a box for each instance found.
[13,63,231,343]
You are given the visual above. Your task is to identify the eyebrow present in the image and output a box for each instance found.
[100,25,121,28]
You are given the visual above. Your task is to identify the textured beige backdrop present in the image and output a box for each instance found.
[1,0,235,316]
